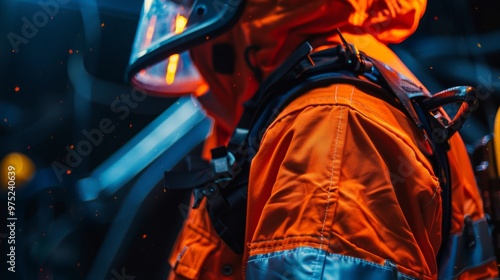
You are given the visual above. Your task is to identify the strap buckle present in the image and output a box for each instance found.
[192,146,236,209]
[336,28,374,74]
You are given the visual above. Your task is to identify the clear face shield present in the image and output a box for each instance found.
[129,0,206,96]
[127,0,245,97]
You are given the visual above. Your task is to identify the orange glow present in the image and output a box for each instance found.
[0,152,35,190]
[166,54,180,85]
[174,14,188,34]
[14,86,20,92]
[193,83,209,97]
[494,107,500,175]
[165,15,188,85]
[144,15,157,49]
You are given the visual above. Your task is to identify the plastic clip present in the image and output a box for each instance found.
[336,28,373,74]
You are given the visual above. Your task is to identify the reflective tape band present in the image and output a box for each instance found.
[247,247,416,279]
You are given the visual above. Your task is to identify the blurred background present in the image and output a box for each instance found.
[0,0,499,279]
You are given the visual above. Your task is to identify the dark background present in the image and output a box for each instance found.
[0,0,499,279]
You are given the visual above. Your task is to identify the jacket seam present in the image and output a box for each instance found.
[320,97,344,250]
[272,96,436,181]
[250,234,324,245]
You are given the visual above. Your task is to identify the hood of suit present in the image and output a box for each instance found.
[192,0,427,147]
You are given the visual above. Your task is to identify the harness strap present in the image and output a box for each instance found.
[164,36,477,258]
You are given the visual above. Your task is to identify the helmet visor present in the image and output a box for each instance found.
[129,0,205,96]
[127,0,244,96]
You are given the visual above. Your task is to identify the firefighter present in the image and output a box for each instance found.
[126,0,498,279]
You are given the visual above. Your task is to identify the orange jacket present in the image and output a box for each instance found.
[244,82,497,279]
[167,0,498,279]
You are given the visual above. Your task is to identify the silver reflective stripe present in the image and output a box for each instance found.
[246,247,416,280]
[438,217,496,279]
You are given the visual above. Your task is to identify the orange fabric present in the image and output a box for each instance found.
[446,136,499,278]
[195,0,426,157]
[244,83,497,279]
[167,0,498,279]
[190,27,259,159]
[245,84,440,279]
[240,0,426,79]
[168,200,242,280]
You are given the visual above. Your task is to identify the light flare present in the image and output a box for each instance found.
[166,14,188,85]
[144,15,157,49]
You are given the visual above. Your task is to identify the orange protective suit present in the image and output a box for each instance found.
[167,0,498,279]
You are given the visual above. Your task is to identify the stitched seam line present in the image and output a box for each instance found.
[250,234,324,244]
[331,96,439,181]
[320,104,344,249]
[281,97,436,181]
[248,240,323,253]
